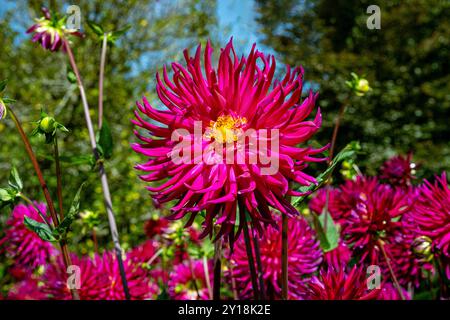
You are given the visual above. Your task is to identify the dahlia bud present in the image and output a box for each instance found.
[32,111,69,143]
[346,73,371,96]
[0,79,8,120]
[356,79,370,94]
[412,236,433,262]
[39,116,56,133]
[0,99,6,120]
[27,7,83,52]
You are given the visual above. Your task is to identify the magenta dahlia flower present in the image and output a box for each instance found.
[0,203,57,271]
[299,266,380,300]
[332,177,409,262]
[42,254,109,300]
[380,153,416,187]
[168,259,213,300]
[378,283,411,300]
[311,177,427,287]
[133,40,327,241]
[144,217,169,239]
[7,278,47,300]
[322,242,352,270]
[127,239,160,263]
[43,251,158,300]
[27,7,82,52]
[231,215,322,299]
[412,172,450,278]
[101,251,159,300]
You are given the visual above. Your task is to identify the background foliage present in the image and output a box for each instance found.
[0,0,448,256]
[256,0,450,178]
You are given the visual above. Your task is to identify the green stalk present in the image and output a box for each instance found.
[6,106,80,300]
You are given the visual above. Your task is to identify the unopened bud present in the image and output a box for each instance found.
[0,100,6,120]
[412,236,433,262]
[39,116,56,133]
[356,79,370,95]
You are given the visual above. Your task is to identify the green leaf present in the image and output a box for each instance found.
[2,98,16,104]
[87,20,104,36]
[67,70,77,84]
[0,188,12,202]
[56,123,69,133]
[293,141,361,207]
[24,216,58,242]
[156,287,169,300]
[0,79,7,93]
[54,183,85,236]
[68,182,85,217]
[97,120,113,159]
[311,210,340,252]
[8,166,23,191]
[112,24,131,37]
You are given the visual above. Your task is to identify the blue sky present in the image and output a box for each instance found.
[0,0,262,49]
[217,0,260,51]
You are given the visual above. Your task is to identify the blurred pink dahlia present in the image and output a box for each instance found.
[412,172,450,278]
[322,242,352,270]
[27,7,82,52]
[7,278,47,300]
[144,217,169,239]
[378,283,411,300]
[0,203,57,271]
[299,266,380,300]
[380,153,416,187]
[42,254,108,300]
[101,251,159,300]
[311,177,426,286]
[127,239,160,263]
[43,251,158,300]
[133,40,326,241]
[231,215,322,299]
[332,177,410,263]
[168,259,213,300]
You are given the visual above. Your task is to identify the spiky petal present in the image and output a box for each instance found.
[133,40,327,242]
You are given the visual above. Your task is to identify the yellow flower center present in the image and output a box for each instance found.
[204,115,247,143]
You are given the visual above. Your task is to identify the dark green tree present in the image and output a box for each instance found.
[256,0,450,177]
[0,0,218,254]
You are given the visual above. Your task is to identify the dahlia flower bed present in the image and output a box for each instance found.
[0,6,448,302]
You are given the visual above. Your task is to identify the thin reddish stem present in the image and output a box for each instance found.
[378,240,406,300]
[7,107,79,300]
[240,202,260,300]
[98,34,107,128]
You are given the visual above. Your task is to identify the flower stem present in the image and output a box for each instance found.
[240,202,260,300]
[434,256,449,299]
[203,255,213,300]
[182,243,200,299]
[7,106,80,300]
[324,99,348,232]
[64,40,130,300]
[252,226,266,300]
[228,260,239,300]
[53,136,64,221]
[378,240,406,300]
[92,228,99,254]
[329,100,348,162]
[187,255,201,299]
[212,227,222,300]
[98,34,108,128]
